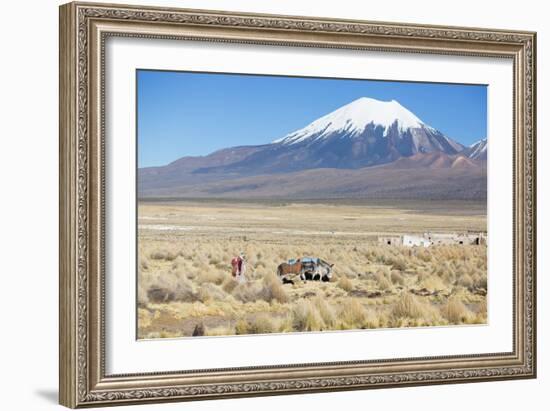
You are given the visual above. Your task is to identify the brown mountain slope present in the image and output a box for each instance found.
[387,152,478,169]
[138,152,486,200]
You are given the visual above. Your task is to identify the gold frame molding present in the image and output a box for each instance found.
[59,2,537,408]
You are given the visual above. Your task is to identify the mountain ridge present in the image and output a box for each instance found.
[463,138,488,160]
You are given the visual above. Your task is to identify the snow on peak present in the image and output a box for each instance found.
[274,97,427,145]
[467,138,487,159]
[469,138,487,148]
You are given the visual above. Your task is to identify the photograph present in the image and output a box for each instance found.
[55,2,537,407]
[136,71,488,339]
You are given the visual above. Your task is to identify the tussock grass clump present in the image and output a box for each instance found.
[292,300,325,332]
[261,273,289,303]
[138,308,153,329]
[387,255,408,271]
[472,299,488,324]
[196,270,226,286]
[391,293,430,320]
[441,270,456,285]
[197,283,228,303]
[390,270,405,286]
[230,275,289,304]
[221,277,239,294]
[231,282,264,303]
[416,249,433,262]
[338,299,369,329]
[137,283,149,306]
[208,256,221,266]
[145,271,198,303]
[149,250,178,261]
[234,319,249,335]
[235,315,279,335]
[457,274,474,288]
[476,299,488,315]
[205,325,235,336]
[337,276,353,292]
[312,296,336,328]
[375,272,392,291]
[420,275,446,292]
[473,273,488,290]
[246,314,278,334]
[441,297,471,324]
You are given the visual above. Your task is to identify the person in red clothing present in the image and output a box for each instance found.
[231,252,246,282]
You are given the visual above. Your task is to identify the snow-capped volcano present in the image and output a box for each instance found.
[272,97,464,157]
[140,97,477,193]
[274,97,427,144]
[139,97,482,198]
[174,97,468,175]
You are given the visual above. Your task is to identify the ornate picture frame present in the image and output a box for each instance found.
[59,2,536,408]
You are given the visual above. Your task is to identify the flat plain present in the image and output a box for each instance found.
[137,199,487,339]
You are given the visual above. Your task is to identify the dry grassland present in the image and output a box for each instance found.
[137,200,487,339]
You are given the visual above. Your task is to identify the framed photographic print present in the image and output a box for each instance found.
[59,2,537,408]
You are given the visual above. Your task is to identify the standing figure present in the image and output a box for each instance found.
[231,252,247,283]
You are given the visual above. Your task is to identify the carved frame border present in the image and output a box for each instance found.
[59,2,536,408]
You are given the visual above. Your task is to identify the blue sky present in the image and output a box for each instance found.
[137,70,487,167]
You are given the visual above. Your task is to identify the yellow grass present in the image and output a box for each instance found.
[137,200,487,338]
[337,276,353,292]
[440,297,472,324]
